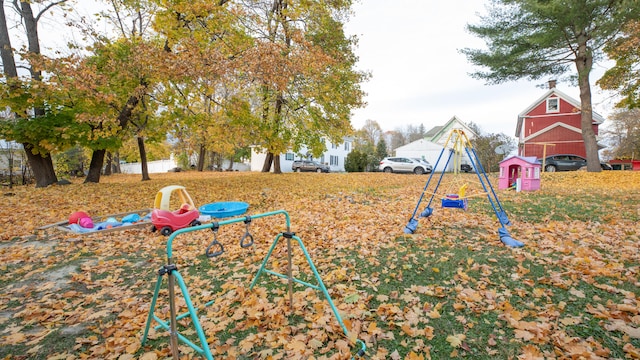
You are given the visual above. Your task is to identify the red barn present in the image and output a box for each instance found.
[515,81,605,159]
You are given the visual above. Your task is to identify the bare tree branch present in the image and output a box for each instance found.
[35,0,68,23]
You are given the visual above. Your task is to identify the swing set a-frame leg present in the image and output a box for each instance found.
[142,231,366,359]
[141,264,215,360]
[250,231,367,356]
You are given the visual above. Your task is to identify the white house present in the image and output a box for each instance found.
[251,137,353,172]
[394,116,477,172]
[393,139,449,172]
[423,115,477,146]
[0,140,25,176]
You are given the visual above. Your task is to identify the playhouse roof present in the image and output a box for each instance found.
[500,155,541,165]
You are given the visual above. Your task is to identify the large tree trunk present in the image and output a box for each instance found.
[197,144,206,171]
[261,152,273,172]
[0,1,17,79]
[1,1,58,187]
[575,35,601,172]
[273,154,281,173]
[113,152,122,173]
[84,94,141,182]
[137,136,151,181]
[20,1,42,82]
[104,151,113,175]
[85,149,106,183]
[2,2,16,190]
[23,143,57,187]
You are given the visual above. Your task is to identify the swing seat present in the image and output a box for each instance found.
[442,195,468,210]
[441,183,469,209]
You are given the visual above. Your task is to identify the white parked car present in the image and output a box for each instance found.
[379,157,432,174]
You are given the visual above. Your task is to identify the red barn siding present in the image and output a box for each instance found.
[530,126,582,143]
[523,126,586,158]
[519,91,601,159]
[524,117,579,136]
[523,143,586,158]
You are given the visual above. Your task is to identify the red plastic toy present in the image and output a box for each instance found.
[69,211,90,224]
[152,203,201,236]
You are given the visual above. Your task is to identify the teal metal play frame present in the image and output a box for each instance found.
[141,209,366,359]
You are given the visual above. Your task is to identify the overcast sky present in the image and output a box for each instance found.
[343,0,617,137]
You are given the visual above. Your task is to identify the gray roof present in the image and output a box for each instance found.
[424,126,443,139]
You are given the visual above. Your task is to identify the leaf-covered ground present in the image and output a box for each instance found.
[0,171,639,359]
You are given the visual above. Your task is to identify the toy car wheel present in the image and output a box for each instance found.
[160,226,173,236]
[190,220,201,227]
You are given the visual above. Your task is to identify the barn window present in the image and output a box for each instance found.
[546,98,559,113]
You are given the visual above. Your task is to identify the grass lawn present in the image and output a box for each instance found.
[0,171,638,359]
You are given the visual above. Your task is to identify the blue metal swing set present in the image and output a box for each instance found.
[404,129,524,248]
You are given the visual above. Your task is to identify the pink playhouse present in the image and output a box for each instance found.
[499,156,541,191]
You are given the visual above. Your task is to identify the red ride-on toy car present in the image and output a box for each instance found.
[151,185,202,236]
[152,203,201,236]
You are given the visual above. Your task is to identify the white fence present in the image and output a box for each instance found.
[120,159,177,174]
[120,159,250,174]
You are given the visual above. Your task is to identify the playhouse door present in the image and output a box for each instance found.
[508,165,520,187]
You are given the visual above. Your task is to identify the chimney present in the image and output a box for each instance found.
[548,79,557,89]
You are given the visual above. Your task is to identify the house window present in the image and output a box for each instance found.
[320,155,325,164]
[344,141,350,151]
[285,153,294,161]
[546,97,559,113]
[332,143,339,149]
[330,155,339,166]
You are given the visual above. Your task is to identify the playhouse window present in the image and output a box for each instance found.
[546,98,559,113]
[534,167,540,179]
[526,168,531,178]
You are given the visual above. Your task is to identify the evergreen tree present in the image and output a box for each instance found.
[461,0,640,172]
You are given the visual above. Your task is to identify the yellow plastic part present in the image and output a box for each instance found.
[154,185,196,211]
[458,183,468,198]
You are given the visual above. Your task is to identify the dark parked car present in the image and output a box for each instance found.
[379,157,432,174]
[460,164,473,173]
[542,154,612,172]
[291,160,330,173]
